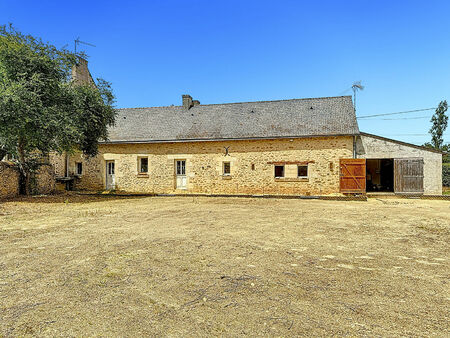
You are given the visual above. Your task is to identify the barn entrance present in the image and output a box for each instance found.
[366,159,394,192]
[365,158,424,194]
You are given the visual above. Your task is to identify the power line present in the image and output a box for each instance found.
[377,133,449,136]
[357,107,436,119]
[361,115,431,121]
[338,87,352,96]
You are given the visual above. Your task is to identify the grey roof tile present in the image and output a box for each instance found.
[107,96,359,143]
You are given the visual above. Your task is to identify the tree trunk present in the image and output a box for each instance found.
[17,139,30,195]
[0,148,6,161]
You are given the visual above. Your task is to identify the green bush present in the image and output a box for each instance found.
[443,163,450,187]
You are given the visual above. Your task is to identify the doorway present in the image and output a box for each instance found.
[106,160,115,190]
[366,159,394,192]
[175,160,187,189]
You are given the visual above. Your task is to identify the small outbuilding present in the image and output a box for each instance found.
[355,132,443,195]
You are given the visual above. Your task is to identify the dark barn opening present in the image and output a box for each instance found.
[366,159,394,192]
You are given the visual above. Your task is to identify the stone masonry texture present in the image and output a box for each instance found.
[32,164,56,195]
[58,136,354,195]
[0,162,20,198]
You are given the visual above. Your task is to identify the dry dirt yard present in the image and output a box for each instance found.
[0,195,449,337]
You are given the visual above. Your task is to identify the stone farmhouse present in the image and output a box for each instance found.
[47,61,443,196]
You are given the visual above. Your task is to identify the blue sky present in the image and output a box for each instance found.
[1,0,449,145]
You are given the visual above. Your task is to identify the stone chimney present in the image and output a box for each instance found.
[182,95,193,110]
[72,57,95,86]
[182,95,200,109]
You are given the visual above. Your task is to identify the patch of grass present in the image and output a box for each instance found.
[443,186,450,195]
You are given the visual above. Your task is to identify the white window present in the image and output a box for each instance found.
[139,157,148,173]
[298,165,308,178]
[274,165,284,178]
[107,162,115,175]
[223,162,231,175]
[176,160,186,175]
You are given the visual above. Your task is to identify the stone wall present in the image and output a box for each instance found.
[71,58,95,86]
[49,153,66,177]
[49,152,104,191]
[356,134,442,195]
[32,164,56,195]
[65,136,354,195]
[0,162,20,198]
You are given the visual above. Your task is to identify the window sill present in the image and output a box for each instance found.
[222,175,232,180]
[137,173,149,178]
[275,177,309,182]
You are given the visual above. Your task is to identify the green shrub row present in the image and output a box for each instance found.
[443,163,450,187]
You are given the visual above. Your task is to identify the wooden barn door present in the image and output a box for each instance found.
[394,158,424,194]
[340,159,366,194]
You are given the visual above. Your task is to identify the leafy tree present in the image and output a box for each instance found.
[0,25,116,194]
[423,101,448,150]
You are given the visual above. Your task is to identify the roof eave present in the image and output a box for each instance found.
[100,133,360,145]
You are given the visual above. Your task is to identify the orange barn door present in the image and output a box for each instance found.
[340,159,366,194]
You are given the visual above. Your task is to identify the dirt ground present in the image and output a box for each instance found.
[0,195,449,337]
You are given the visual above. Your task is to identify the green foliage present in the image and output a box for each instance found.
[426,101,448,150]
[443,163,450,187]
[0,25,116,193]
[444,156,449,164]
[71,78,116,156]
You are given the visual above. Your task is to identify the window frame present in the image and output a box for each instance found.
[274,165,285,178]
[223,161,231,176]
[76,162,83,176]
[107,162,115,175]
[176,160,186,176]
[138,157,149,174]
[297,164,308,178]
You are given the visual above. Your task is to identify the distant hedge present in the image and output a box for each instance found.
[443,163,450,187]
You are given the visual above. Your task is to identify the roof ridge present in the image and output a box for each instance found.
[116,95,353,110]
[116,105,179,110]
[197,95,352,107]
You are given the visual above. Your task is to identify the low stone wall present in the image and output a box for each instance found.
[0,162,56,198]
[32,164,56,195]
[0,162,20,199]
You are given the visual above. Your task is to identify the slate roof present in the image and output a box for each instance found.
[106,95,359,143]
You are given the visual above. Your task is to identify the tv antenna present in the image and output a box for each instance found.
[74,37,96,54]
[352,81,364,111]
